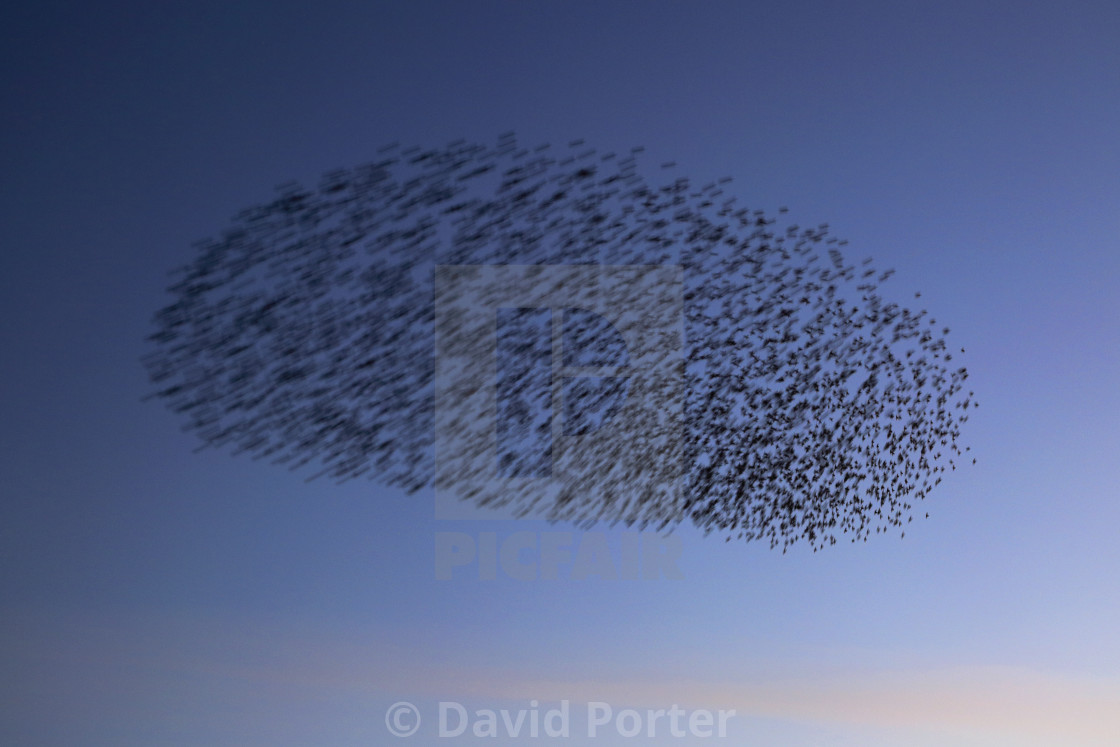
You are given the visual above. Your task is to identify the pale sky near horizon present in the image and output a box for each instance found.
[2,1,1119,744]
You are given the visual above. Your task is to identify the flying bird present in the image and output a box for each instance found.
[144,135,975,552]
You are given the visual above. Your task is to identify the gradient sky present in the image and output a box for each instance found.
[2,1,1119,745]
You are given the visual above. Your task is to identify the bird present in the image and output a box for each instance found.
[144,134,975,553]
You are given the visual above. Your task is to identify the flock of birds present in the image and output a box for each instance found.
[145,134,974,552]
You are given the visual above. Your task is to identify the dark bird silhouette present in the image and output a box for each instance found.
[143,135,975,552]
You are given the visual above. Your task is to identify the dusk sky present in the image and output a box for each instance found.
[2,1,1119,745]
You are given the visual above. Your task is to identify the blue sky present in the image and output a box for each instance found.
[2,1,1119,744]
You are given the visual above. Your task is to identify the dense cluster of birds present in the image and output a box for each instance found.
[145,134,974,551]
